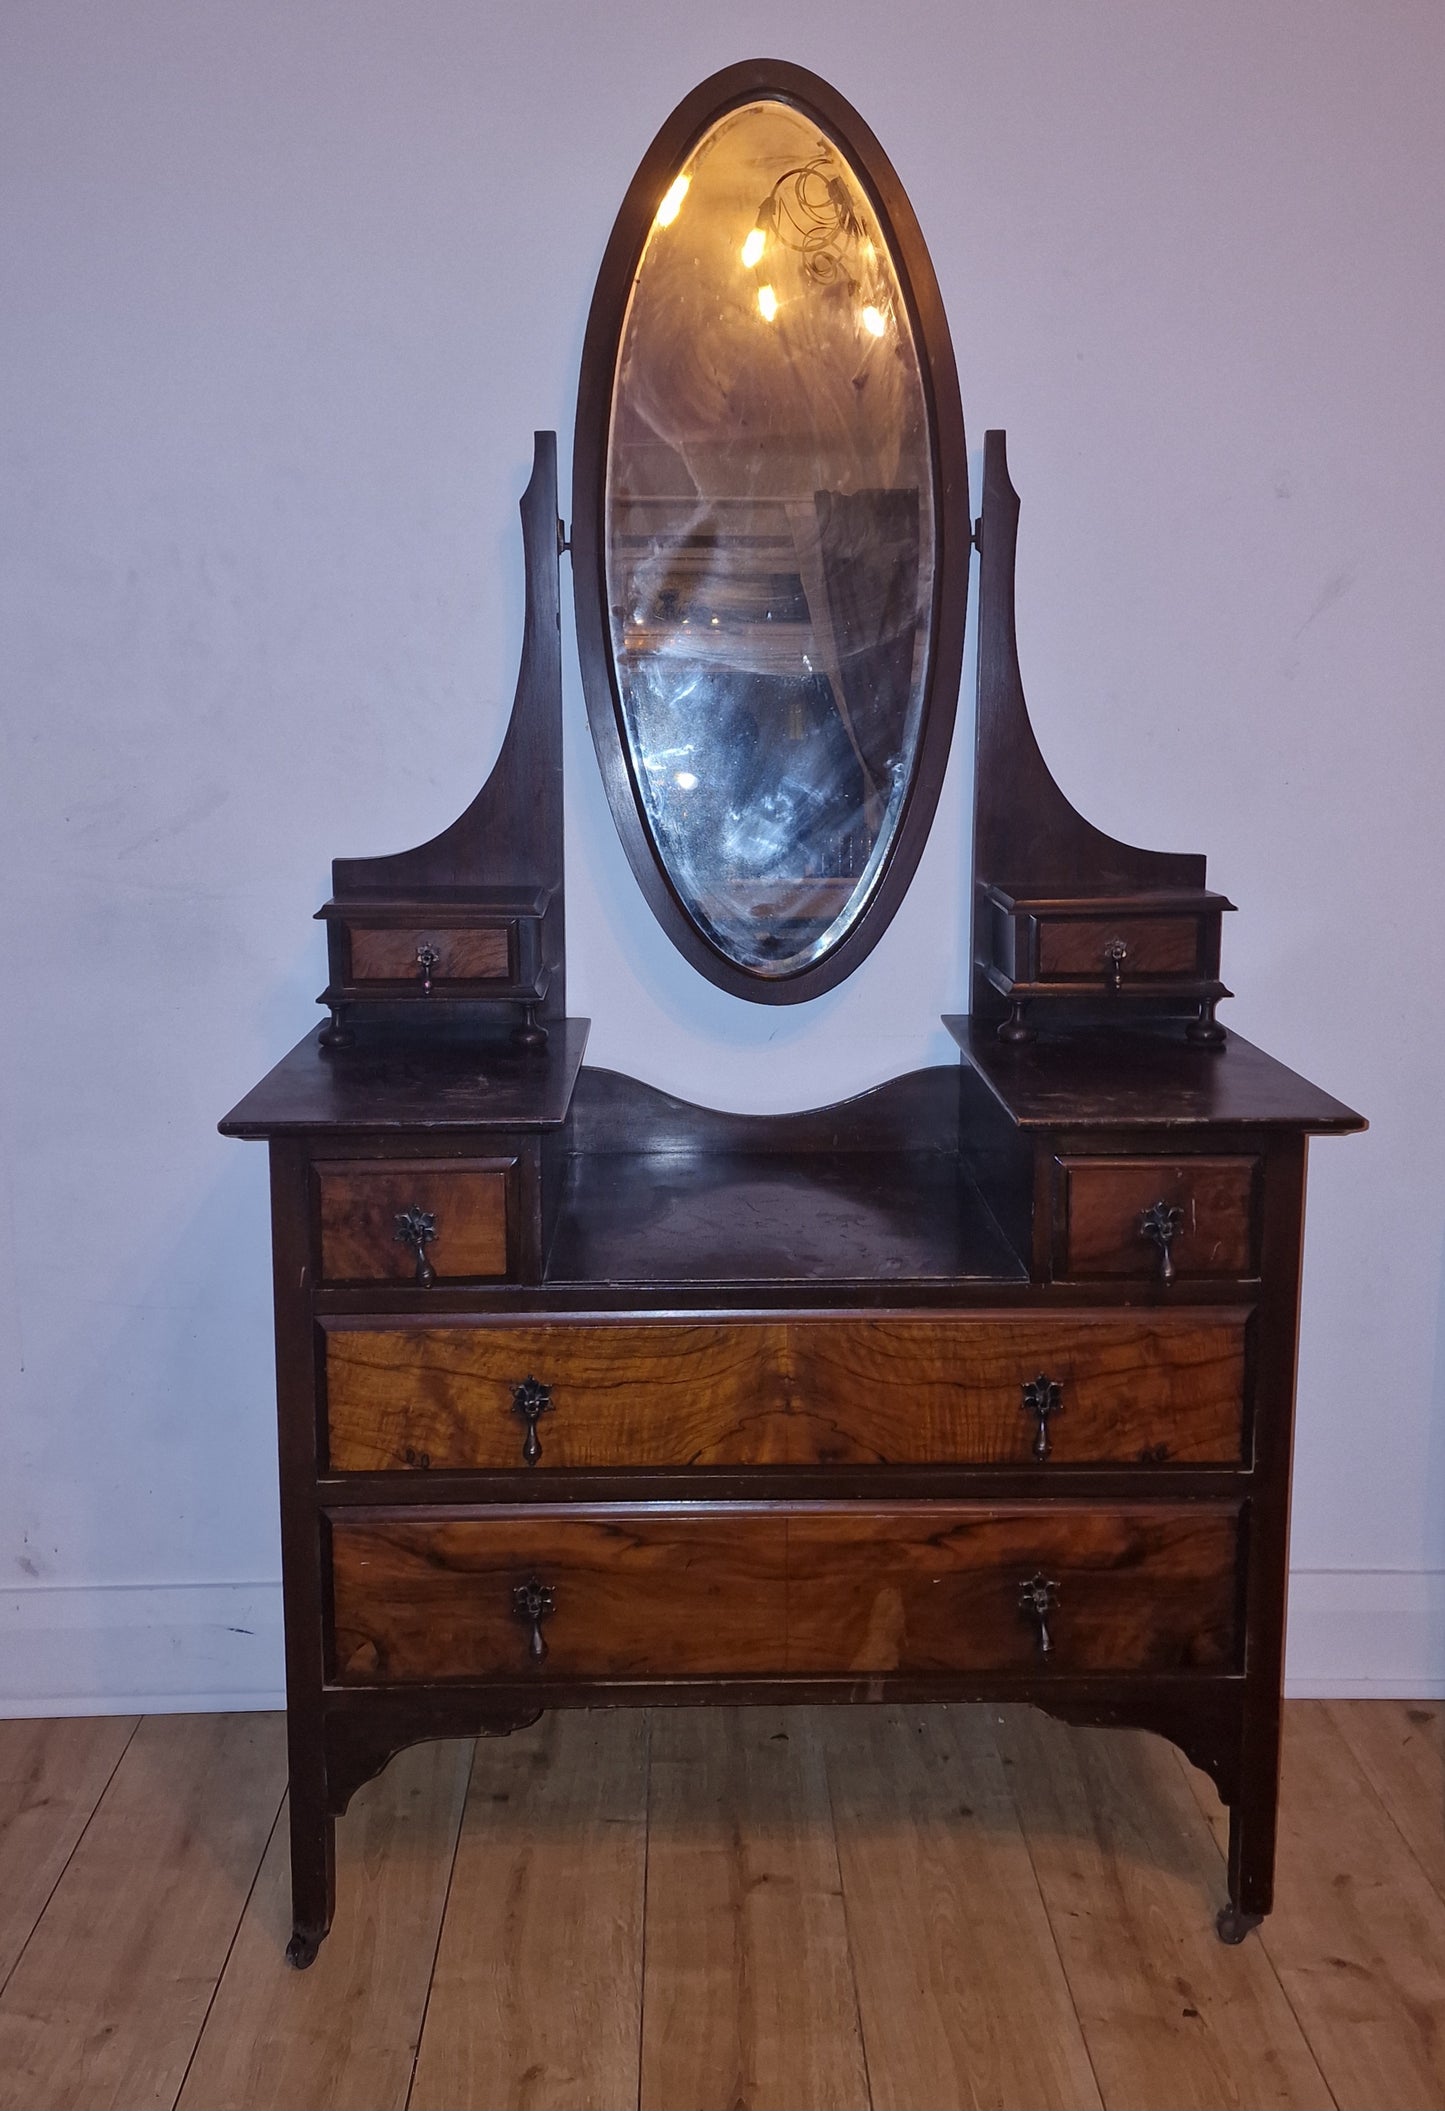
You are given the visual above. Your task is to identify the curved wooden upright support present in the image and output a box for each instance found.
[317,433,566,1044]
[332,432,564,903]
[971,430,1230,1039]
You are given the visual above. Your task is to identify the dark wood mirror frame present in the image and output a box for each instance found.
[571,58,970,1003]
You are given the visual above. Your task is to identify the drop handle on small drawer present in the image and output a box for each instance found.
[415,942,440,995]
[511,1376,554,1466]
[393,1205,437,1287]
[1020,1374,1063,1461]
[512,1579,555,1662]
[1018,1573,1060,1658]
[1103,937,1129,991]
[1138,1199,1185,1285]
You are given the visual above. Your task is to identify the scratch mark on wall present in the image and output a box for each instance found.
[1292,568,1355,641]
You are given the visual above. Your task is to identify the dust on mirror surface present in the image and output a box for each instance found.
[606,98,937,978]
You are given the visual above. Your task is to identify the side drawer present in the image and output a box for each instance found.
[315,1159,515,1285]
[786,1503,1240,1675]
[331,1511,789,1682]
[1036,915,1200,982]
[328,1502,1240,1684]
[346,924,511,985]
[321,1311,1250,1473]
[1057,1156,1259,1281]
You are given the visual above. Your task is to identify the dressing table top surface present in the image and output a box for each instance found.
[948,1018,1364,1135]
[219,1019,591,1138]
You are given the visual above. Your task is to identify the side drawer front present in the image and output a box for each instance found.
[787,1505,1240,1675]
[1036,916,1200,980]
[316,1160,513,1284]
[787,1314,1247,1466]
[331,1513,789,1682]
[1059,1156,1258,1279]
[324,1321,792,1471]
[346,925,511,984]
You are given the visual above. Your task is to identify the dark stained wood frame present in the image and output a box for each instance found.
[571,58,969,1003]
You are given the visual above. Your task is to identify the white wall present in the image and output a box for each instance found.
[2,0,1441,1710]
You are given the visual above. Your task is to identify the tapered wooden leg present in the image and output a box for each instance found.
[286,1740,335,1969]
[1217,1701,1281,1943]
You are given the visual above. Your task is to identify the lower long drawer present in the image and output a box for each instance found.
[329,1503,1240,1684]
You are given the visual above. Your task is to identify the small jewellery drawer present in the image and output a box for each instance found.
[321,1312,1249,1473]
[346,925,511,986]
[1036,915,1201,983]
[314,1160,514,1285]
[1057,1156,1258,1283]
[328,1503,1240,1683]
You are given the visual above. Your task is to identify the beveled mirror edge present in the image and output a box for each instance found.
[571,57,970,1004]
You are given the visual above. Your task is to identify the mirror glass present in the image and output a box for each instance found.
[605,98,937,977]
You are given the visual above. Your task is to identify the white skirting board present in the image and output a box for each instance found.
[0,1571,1442,1715]
[0,1582,287,1717]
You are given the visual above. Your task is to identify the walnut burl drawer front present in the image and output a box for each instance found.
[325,1321,793,1471]
[1037,916,1199,980]
[1060,1157,1258,1281]
[788,1313,1246,1467]
[322,1312,1248,1473]
[787,1505,1239,1675]
[316,1161,511,1285]
[347,925,510,983]
[329,1504,1238,1682]
[331,1513,789,1681]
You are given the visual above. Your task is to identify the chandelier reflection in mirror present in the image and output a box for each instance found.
[602,98,938,981]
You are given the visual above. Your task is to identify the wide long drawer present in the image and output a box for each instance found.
[329,1503,1240,1683]
[322,1312,1250,1473]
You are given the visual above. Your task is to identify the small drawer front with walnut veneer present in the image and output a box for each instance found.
[1036,916,1201,982]
[329,1503,1239,1684]
[315,1160,514,1285]
[322,1310,1249,1473]
[1058,1156,1258,1284]
[347,925,511,985]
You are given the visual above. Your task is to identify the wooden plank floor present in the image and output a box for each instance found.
[0,1703,1442,2110]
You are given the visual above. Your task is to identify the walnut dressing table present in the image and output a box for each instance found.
[221,62,1362,1966]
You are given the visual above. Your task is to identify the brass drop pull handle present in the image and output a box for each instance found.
[511,1376,554,1466]
[415,942,440,995]
[1138,1199,1185,1285]
[1103,937,1129,991]
[1018,1573,1059,1658]
[393,1205,437,1287]
[1020,1375,1063,1461]
[512,1578,555,1662]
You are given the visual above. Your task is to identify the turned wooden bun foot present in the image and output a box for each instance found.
[997,1001,1034,1045]
[1215,1903,1263,1945]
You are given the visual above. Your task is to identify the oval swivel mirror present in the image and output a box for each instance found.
[573,61,968,1001]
